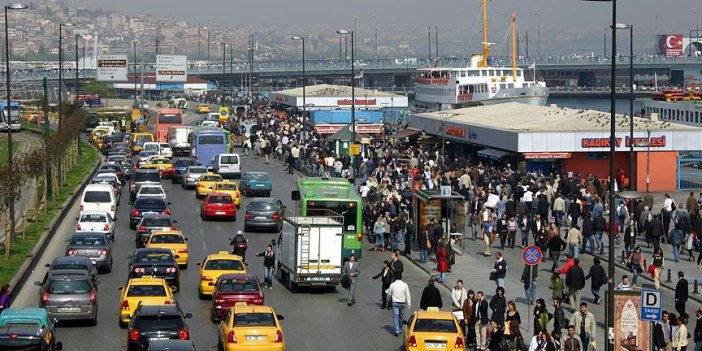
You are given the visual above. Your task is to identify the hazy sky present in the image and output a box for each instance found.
[77,0,700,34]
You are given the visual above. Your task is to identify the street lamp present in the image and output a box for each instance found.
[337,29,355,179]
[290,36,306,118]
[4,3,27,244]
[614,23,634,191]
[583,1,616,350]
[132,40,140,107]
[221,42,226,99]
[58,22,73,127]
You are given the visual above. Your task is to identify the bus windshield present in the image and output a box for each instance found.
[198,135,224,145]
[2,106,20,123]
[306,200,358,232]
[158,114,182,124]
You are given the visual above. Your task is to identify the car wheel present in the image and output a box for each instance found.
[89,316,98,326]
[266,191,271,197]
[198,288,206,300]
[232,215,237,222]
[244,225,249,232]
[171,177,176,184]
[210,310,219,324]
[182,263,188,270]
[118,319,127,329]
[129,222,135,230]
[105,261,113,273]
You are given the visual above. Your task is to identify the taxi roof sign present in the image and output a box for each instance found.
[218,251,229,255]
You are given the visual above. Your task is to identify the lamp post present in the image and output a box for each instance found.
[221,42,226,99]
[132,40,139,107]
[4,3,27,244]
[584,1,616,350]
[58,22,73,127]
[337,29,355,179]
[290,36,306,118]
[614,23,634,190]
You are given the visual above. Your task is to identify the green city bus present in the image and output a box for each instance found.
[292,177,363,260]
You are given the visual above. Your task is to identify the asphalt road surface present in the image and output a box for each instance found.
[12,105,449,350]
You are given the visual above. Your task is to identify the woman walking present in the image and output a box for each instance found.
[626,246,644,286]
[371,260,393,309]
[437,244,449,283]
[487,319,505,351]
[671,315,688,351]
[652,247,665,289]
[505,300,524,351]
[373,215,386,252]
[489,287,507,325]
[462,290,477,347]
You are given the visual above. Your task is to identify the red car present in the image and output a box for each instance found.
[200,193,237,221]
[210,273,264,322]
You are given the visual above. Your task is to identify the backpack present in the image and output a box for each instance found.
[618,205,627,217]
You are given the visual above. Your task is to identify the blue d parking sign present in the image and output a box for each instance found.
[521,246,543,266]
[641,289,663,321]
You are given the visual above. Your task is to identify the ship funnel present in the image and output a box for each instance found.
[469,54,482,68]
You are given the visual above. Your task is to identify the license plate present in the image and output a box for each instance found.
[245,335,266,341]
[58,307,80,313]
[426,343,445,348]
[256,184,264,187]
[90,260,97,265]
[149,337,169,342]
[255,216,265,220]
[215,211,226,215]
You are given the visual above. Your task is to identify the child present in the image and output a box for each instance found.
[549,273,565,301]
[508,217,518,249]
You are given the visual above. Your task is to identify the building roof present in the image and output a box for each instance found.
[273,84,404,98]
[415,102,699,133]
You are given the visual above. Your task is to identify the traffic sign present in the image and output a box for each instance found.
[349,144,361,155]
[96,55,128,81]
[521,246,543,266]
[641,289,663,321]
[156,55,187,82]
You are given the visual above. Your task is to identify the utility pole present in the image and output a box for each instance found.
[435,26,439,59]
[374,15,378,59]
[428,26,432,61]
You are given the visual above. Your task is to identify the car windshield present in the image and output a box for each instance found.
[248,202,274,211]
[233,313,275,327]
[175,160,195,167]
[204,259,244,270]
[413,319,458,333]
[140,187,164,195]
[48,279,91,294]
[83,191,111,203]
[198,135,224,144]
[53,264,89,271]
[200,175,222,182]
[219,279,258,293]
[140,151,157,157]
[127,284,167,297]
[132,315,185,331]
[135,199,167,210]
[220,155,238,164]
[80,214,107,222]
[151,159,170,165]
[187,167,207,174]
[70,236,106,247]
[150,235,185,244]
[249,173,270,181]
[134,172,161,183]
[208,195,233,204]
[143,145,159,152]
[142,217,172,226]
[217,184,237,190]
[135,253,175,264]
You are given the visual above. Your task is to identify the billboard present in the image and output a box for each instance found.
[156,55,187,82]
[657,34,684,56]
[613,291,651,351]
[96,55,128,81]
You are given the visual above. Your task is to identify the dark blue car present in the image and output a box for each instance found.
[171,159,196,184]
[240,172,272,197]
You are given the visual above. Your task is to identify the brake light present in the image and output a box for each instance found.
[274,330,283,343]
[408,335,417,347]
[111,205,115,212]
[103,224,110,231]
[454,336,464,349]
[138,226,146,232]
[163,209,171,215]
[178,249,188,253]
[131,184,136,190]
[164,300,173,305]
[170,226,176,230]
[80,205,84,211]
[89,290,96,303]
[201,276,212,281]
[42,292,49,304]
[227,330,237,343]
[76,223,82,231]
[129,329,140,341]
[165,267,177,273]
[67,249,78,256]
[97,249,107,256]
[121,300,130,310]
[178,328,189,340]
[245,212,251,220]
[358,233,363,241]
[272,212,279,221]
[133,267,146,274]
[131,210,140,217]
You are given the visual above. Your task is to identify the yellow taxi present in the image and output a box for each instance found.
[197,251,246,298]
[217,303,285,351]
[197,104,210,114]
[211,181,241,207]
[90,127,110,144]
[141,156,175,178]
[95,134,107,150]
[403,307,464,351]
[145,230,189,268]
[117,276,175,327]
[129,132,155,154]
[196,173,224,199]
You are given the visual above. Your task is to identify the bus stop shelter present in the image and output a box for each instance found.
[412,185,466,251]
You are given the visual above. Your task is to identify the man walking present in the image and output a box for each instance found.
[390,251,404,281]
[570,302,596,351]
[420,277,443,310]
[654,311,672,351]
[341,254,360,306]
[562,325,583,351]
[386,275,411,337]
[675,271,689,319]
[255,244,275,289]
[566,223,582,259]
[693,307,701,351]
[565,258,586,309]
[492,252,507,288]
[584,257,607,305]
[474,291,489,351]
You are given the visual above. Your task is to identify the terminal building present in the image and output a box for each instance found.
[408,102,702,191]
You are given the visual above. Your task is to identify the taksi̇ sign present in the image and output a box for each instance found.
[96,55,128,81]
[156,55,187,82]
[640,289,662,321]
[581,136,666,148]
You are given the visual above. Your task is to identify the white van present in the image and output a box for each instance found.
[213,153,241,179]
[142,142,161,155]
[80,184,117,219]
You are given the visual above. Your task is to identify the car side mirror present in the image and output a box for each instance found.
[167,202,172,205]
[75,217,79,220]
[184,237,189,241]
[44,263,51,268]
[208,282,214,286]
[55,342,63,350]
[402,320,409,325]
[196,262,202,266]
[276,314,285,321]
[173,220,178,223]
[126,255,132,260]
[174,255,180,259]
[94,281,100,286]
[34,281,42,286]
[184,313,193,319]
[291,190,300,201]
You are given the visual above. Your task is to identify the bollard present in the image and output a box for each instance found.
[665,269,672,283]
[694,280,699,295]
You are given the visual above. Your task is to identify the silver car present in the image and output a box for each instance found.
[35,270,98,324]
[65,232,113,273]
[181,166,208,189]
[243,197,286,232]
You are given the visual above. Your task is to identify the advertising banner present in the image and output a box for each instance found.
[418,199,442,232]
[657,34,684,57]
[156,55,187,82]
[614,291,651,351]
[96,55,128,81]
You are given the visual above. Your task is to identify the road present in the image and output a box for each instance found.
[12,105,449,350]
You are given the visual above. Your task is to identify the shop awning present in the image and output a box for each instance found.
[388,127,422,139]
[478,148,510,160]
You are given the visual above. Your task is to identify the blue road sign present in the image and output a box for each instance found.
[641,289,663,321]
[522,246,543,266]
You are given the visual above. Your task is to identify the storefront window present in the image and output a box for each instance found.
[587,152,608,160]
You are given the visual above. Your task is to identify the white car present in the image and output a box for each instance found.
[158,143,173,158]
[75,210,115,242]
[200,120,218,128]
[142,142,161,154]
[135,184,167,202]
[106,155,127,165]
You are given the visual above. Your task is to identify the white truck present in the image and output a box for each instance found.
[167,126,193,156]
[275,215,344,291]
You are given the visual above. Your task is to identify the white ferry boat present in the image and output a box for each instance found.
[640,89,702,126]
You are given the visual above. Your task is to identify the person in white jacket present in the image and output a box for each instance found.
[451,280,467,311]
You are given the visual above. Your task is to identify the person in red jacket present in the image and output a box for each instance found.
[559,254,575,275]
[437,245,449,283]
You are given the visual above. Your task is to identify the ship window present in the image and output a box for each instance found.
[460,71,466,77]
[500,84,506,90]
[508,83,514,88]
[481,70,487,77]
[517,71,522,77]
